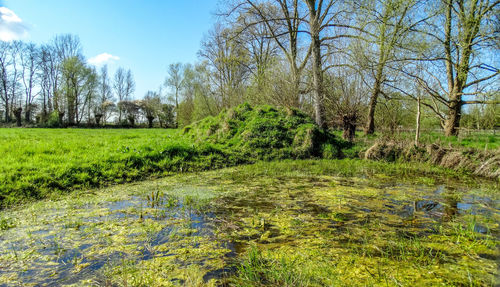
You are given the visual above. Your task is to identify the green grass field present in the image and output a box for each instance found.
[1,127,494,207]
[0,128,237,206]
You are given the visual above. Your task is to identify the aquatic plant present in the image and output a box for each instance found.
[0,217,15,231]
[146,189,163,208]
[234,246,309,287]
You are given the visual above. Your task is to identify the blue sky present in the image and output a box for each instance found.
[1,0,219,99]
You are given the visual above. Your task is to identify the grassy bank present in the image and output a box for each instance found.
[0,128,240,206]
[1,126,489,207]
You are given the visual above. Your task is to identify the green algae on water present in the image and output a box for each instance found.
[0,161,498,286]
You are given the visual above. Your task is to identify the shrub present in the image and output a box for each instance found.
[46,111,61,128]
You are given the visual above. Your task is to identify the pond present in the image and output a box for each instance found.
[0,164,498,286]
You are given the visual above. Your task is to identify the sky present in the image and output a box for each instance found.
[0,0,219,99]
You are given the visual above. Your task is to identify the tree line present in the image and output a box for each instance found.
[0,35,177,128]
[1,0,498,138]
[164,0,498,139]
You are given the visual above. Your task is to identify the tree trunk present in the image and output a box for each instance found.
[342,114,356,143]
[365,78,382,135]
[291,68,300,108]
[445,94,461,136]
[25,108,31,123]
[14,107,22,127]
[95,114,102,126]
[147,116,154,128]
[307,2,325,128]
[415,96,421,146]
[175,89,179,128]
[58,111,65,126]
[365,95,377,135]
[128,115,135,127]
[48,93,53,114]
[4,97,9,122]
[67,92,76,126]
[42,91,47,123]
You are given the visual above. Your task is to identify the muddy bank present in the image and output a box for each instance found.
[364,141,500,180]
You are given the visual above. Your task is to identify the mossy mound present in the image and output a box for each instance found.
[183,103,343,161]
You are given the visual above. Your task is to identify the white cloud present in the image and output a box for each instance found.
[88,53,120,66]
[0,7,28,42]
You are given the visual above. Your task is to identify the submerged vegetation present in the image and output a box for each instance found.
[0,161,498,286]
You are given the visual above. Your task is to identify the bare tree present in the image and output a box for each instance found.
[125,69,135,102]
[53,34,82,61]
[0,41,12,122]
[20,42,40,122]
[233,0,357,128]
[52,34,83,121]
[233,0,311,108]
[324,69,367,142]
[415,0,499,136]
[165,63,184,127]
[97,65,114,124]
[61,56,93,125]
[199,25,250,112]
[347,0,427,135]
[39,44,59,120]
[0,41,24,123]
[114,67,127,122]
[83,67,99,125]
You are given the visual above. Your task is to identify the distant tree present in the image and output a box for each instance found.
[0,41,23,122]
[53,34,82,61]
[231,0,310,108]
[52,34,83,121]
[13,107,22,127]
[83,67,99,125]
[38,44,59,122]
[114,67,127,122]
[199,24,250,111]
[165,63,185,127]
[125,69,135,102]
[61,56,93,125]
[117,100,140,126]
[20,42,40,123]
[0,41,13,122]
[97,65,114,124]
[140,91,161,128]
[158,103,176,128]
